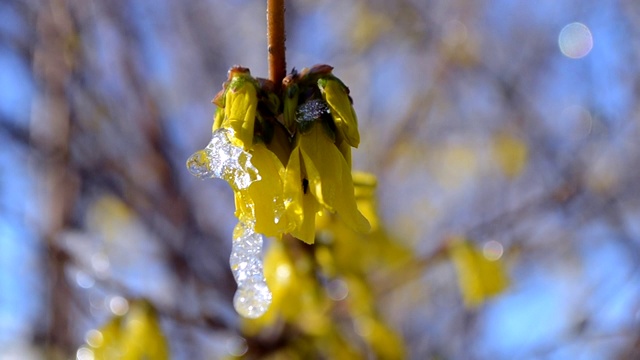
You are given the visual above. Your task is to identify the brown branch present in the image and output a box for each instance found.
[267,0,286,89]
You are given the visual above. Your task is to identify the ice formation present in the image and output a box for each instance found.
[296,99,329,123]
[186,128,260,190]
[230,221,271,318]
[187,129,272,318]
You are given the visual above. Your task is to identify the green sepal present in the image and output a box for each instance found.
[282,73,300,135]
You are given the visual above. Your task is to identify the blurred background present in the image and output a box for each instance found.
[2,0,640,358]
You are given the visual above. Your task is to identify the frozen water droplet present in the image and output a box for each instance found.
[186,129,260,190]
[233,282,272,318]
[273,197,285,224]
[186,150,211,178]
[296,99,329,123]
[229,221,272,318]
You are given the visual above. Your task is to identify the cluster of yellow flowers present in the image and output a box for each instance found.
[198,65,370,244]
[188,65,409,356]
[240,172,410,358]
[81,300,169,360]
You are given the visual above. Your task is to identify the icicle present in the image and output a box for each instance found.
[230,221,272,318]
[187,129,272,318]
[186,128,260,190]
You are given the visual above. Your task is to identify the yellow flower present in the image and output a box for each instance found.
[448,236,509,307]
[234,142,293,237]
[284,123,369,244]
[220,67,259,149]
[317,74,360,148]
[244,239,330,335]
[86,300,169,360]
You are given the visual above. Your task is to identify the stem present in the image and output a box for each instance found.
[267,0,286,89]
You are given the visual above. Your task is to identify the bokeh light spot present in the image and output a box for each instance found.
[75,271,95,289]
[275,263,291,280]
[85,329,103,348]
[109,296,129,316]
[91,253,110,277]
[226,336,248,356]
[558,22,593,59]
[483,240,504,261]
[76,347,94,360]
[560,105,593,139]
[354,316,374,337]
[326,278,349,301]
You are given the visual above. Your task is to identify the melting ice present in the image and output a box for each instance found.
[187,128,272,318]
[186,128,260,190]
[230,221,272,318]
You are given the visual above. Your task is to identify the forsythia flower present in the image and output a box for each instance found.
[448,236,510,307]
[192,65,369,243]
[84,300,169,360]
[284,123,369,243]
[243,172,407,358]
[213,67,259,150]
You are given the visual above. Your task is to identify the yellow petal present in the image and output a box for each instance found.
[266,122,292,166]
[115,301,169,360]
[211,107,224,131]
[319,77,360,148]
[222,75,258,149]
[449,237,509,307]
[290,193,320,244]
[299,125,370,233]
[352,172,379,230]
[234,143,289,237]
[283,147,320,244]
[492,132,528,179]
[336,136,352,167]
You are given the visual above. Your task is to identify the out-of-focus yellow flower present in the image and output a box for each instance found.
[448,236,510,308]
[284,124,369,244]
[315,172,411,273]
[244,238,330,335]
[315,173,408,358]
[85,299,169,360]
[492,132,528,179]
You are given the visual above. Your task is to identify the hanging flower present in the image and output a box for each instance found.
[284,123,369,243]
[214,66,260,150]
[187,64,370,318]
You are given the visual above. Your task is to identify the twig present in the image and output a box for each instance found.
[267,0,286,88]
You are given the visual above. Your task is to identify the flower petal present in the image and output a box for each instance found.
[300,125,370,233]
[318,77,360,148]
[223,75,258,149]
[234,143,289,236]
[283,145,320,244]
